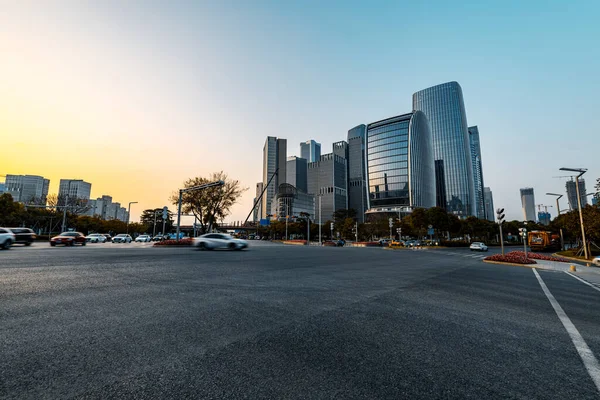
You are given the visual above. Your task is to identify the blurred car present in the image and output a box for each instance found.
[112,234,132,243]
[379,238,391,247]
[470,242,488,252]
[592,256,600,267]
[8,228,36,246]
[86,233,107,243]
[152,234,164,241]
[50,232,87,246]
[0,228,16,250]
[135,234,152,242]
[336,239,346,247]
[102,234,112,242]
[193,233,248,250]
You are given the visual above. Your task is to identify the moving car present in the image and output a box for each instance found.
[152,234,164,241]
[0,228,16,250]
[102,234,112,242]
[593,256,600,267]
[8,228,36,246]
[86,233,107,243]
[193,233,248,250]
[135,234,152,242]
[470,242,488,252]
[50,232,87,246]
[112,234,133,243]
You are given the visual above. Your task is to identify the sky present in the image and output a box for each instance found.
[1,0,599,223]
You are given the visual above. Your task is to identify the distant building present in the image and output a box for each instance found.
[58,179,91,206]
[84,195,128,222]
[5,174,50,205]
[538,211,551,226]
[483,187,494,222]
[253,182,264,222]
[566,178,588,211]
[365,111,435,216]
[270,183,315,221]
[286,156,308,193]
[468,126,486,220]
[307,152,347,222]
[593,196,598,206]
[347,124,368,223]
[262,137,287,219]
[520,188,536,222]
[413,81,475,217]
[300,140,321,163]
[0,182,5,194]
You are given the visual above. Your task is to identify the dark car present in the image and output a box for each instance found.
[8,228,36,246]
[102,234,112,242]
[50,232,87,246]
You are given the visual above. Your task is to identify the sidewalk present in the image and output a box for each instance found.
[536,260,600,286]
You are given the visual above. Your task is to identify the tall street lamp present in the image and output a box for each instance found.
[546,193,564,216]
[61,180,74,232]
[126,201,138,234]
[560,167,589,259]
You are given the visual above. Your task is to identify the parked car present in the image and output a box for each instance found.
[8,228,36,246]
[135,235,152,243]
[592,256,600,267]
[470,242,488,252]
[379,239,391,247]
[86,233,107,243]
[112,234,133,243]
[0,228,16,250]
[102,234,112,242]
[50,232,87,246]
[152,234,164,242]
[193,233,248,250]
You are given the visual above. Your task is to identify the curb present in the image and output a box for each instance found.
[482,260,540,269]
[551,253,596,267]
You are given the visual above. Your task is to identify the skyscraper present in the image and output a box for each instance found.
[300,140,321,163]
[365,111,435,214]
[483,187,494,222]
[307,153,347,222]
[566,178,588,210]
[348,124,368,223]
[253,182,263,222]
[262,137,286,219]
[520,188,536,222]
[286,156,308,193]
[468,126,486,220]
[413,81,475,217]
[58,179,92,206]
[5,174,50,205]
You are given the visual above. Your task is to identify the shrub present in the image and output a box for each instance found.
[484,251,536,264]
[510,251,566,262]
[153,238,193,246]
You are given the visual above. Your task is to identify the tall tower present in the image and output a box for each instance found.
[300,140,321,163]
[261,137,286,219]
[347,124,368,223]
[468,126,486,219]
[413,82,475,217]
[520,188,536,222]
[566,178,588,210]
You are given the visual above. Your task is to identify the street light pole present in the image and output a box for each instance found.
[560,168,589,259]
[318,195,322,246]
[176,180,224,241]
[61,180,73,232]
[126,201,138,235]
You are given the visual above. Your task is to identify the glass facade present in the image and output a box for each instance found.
[366,111,435,210]
[413,82,475,217]
[520,187,536,222]
[468,126,486,220]
[300,140,321,163]
[262,137,286,219]
[271,184,315,220]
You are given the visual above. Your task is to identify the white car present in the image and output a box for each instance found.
[470,242,488,252]
[0,228,16,250]
[193,233,248,251]
[135,235,152,243]
[112,234,133,243]
[86,233,107,243]
[593,256,600,267]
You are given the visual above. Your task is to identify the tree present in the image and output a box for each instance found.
[140,208,174,234]
[595,178,600,204]
[0,193,26,226]
[47,193,91,215]
[171,172,247,234]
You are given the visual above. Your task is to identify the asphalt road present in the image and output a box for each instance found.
[2,242,600,399]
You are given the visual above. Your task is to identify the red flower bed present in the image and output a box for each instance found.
[484,251,537,264]
[153,238,193,246]
[509,251,565,262]
[354,242,381,247]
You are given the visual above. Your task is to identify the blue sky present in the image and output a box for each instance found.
[2,0,599,221]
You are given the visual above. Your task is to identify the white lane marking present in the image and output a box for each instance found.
[533,269,600,392]
[564,272,600,293]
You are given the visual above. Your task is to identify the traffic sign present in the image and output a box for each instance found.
[162,206,168,220]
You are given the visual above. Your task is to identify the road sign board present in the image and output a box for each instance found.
[427,228,434,236]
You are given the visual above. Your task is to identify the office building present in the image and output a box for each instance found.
[365,111,435,215]
[347,124,368,223]
[261,137,286,219]
[538,211,551,226]
[0,182,5,194]
[84,195,127,222]
[468,126,486,220]
[58,179,91,206]
[5,174,50,205]
[307,152,347,222]
[566,178,588,210]
[300,140,321,163]
[520,188,536,222]
[286,156,308,193]
[253,182,263,222]
[483,187,494,222]
[271,183,316,221]
[413,81,475,217]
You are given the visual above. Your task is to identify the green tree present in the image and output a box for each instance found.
[0,193,26,226]
[140,208,174,234]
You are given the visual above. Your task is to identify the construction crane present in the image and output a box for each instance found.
[537,204,553,213]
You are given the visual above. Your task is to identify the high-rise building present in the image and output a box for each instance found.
[0,182,5,194]
[348,124,368,223]
[58,179,91,206]
[5,175,50,205]
[300,140,321,163]
[413,81,475,217]
[566,178,588,210]
[483,187,494,222]
[253,182,263,222]
[286,156,308,193]
[520,188,536,222]
[307,153,347,222]
[468,126,486,220]
[538,211,551,226]
[271,184,315,221]
[261,137,286,219]
[365,111,435,215]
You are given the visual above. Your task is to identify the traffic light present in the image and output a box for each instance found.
[330,222,334,231]
[496,208,505,223]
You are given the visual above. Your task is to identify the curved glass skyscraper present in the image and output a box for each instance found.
[413,82,475,217]
[365,111,435,212]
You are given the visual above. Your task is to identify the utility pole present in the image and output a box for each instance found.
[318,195,322,245]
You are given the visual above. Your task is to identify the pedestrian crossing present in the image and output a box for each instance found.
[429,250,488,261]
